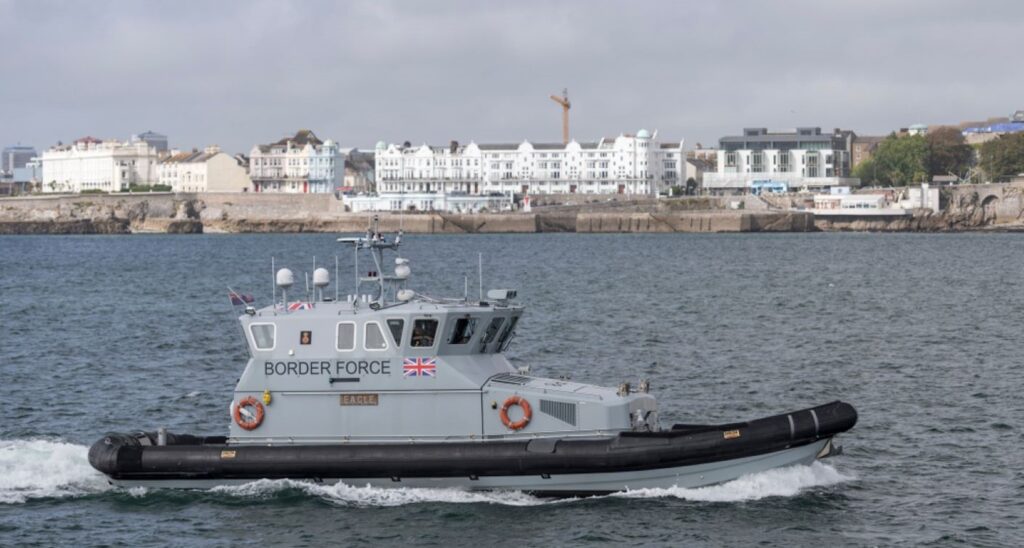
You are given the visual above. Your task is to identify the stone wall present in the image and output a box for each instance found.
[0,193,802,234]
[6,185,1024,234]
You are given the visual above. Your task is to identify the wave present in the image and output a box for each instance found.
[0,439,111,504]
[0,438,851,506]
[211,479,562,507]
[615,461,853,502]
[209,462,852,506]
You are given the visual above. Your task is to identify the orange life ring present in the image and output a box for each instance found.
[499,396,532,430]
[233,396,265,430]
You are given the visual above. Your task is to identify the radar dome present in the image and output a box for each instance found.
[275,268,295,288]
[397,289,415,302]
[375,140,387,149]
[394,258,411,280]
[313,267,330,288]
[637,129,651,139]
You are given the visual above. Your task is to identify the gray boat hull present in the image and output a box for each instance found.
[108,438,836,495]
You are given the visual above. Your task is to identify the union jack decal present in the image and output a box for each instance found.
[286,302,314,311]
[403,357,437,378]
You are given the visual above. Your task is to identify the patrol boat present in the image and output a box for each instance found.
[89,219,857,495]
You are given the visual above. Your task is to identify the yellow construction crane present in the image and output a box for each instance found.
[549,88,571,144]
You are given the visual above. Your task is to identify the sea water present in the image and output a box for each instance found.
[1,233,1021,546]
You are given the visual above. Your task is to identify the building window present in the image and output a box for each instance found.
[752,152,764,173]
[726,152,737,167]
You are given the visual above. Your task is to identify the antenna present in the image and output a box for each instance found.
[271,256,276,306]
[478,252,483,301]
[334,255,339,302]
[353,244,360,299]
[464,275,469,301]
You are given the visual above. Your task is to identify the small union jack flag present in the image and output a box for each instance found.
[403,357,437,378]
[286,302,314,311]
[228,291,254,306]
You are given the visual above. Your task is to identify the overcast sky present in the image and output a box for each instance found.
[1,0,1021,154]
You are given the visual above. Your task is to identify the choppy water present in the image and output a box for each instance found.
[1,233,1022,547]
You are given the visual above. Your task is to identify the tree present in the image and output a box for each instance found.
[852,157,878,185]
[925,126,973,178]
[979,133,1024,182]
[853,134,928,186]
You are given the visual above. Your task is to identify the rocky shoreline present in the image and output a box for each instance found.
[1,186,1021,235]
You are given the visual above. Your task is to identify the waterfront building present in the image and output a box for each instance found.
[811,184,938,217]
[249,129,343,193]
[131,131,169,153]
[851,135,886,168]
[374,130,685,197]
[158,146,251,192]
[962,110,1024,145]
[684,157,715,192]
[12,158,42,185]
[40,137,160,193]
[343,191,512,213]
[687,146,719,163]
[341,149,375,192]
[906,124,928,137]
[702,127,859,195]
[2,144,37,177]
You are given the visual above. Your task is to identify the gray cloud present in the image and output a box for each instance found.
[1,0,1022,154]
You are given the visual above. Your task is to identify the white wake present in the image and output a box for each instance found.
[211,479,561,507]
[616,461,853,502]
[0,439,112,504]
[210,461,852,506]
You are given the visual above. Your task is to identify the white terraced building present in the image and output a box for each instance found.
[249,129,343,193]
[40,137,160,193]
[703,127,860,195]
[158,146,252,193]
[374,130,685,198]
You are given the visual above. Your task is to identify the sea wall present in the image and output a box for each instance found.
[4,184,1024,234]
[0,193,805,234]
[815,183,1024,231]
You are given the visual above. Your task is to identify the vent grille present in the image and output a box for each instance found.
[540,399,577,426]
[490,374,532,385]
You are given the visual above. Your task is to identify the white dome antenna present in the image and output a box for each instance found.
[394,257,411,280]
[397,289,415,302]
[313,267,330,288]
[276,268,295,288]
[313,267,330,302]
[276,268,294,305]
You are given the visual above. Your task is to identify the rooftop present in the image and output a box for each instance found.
[160,149,219,164]
[273,129,323,147]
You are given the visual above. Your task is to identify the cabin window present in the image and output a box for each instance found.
[449,317,477,345]
[364,322,388,351]
[411,319,439,347]
[336,322,356,351]
[497,316,519,351]
[250,324,275,350]
[478,317,505,352]
[386,319,405,347]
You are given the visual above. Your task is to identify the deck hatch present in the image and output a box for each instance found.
[490,374,532,385]
[540,399,577,426]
